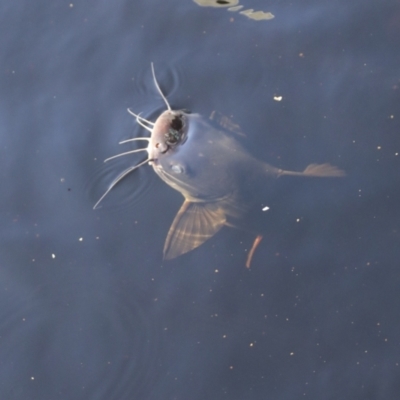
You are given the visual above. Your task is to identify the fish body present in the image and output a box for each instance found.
[145,109,344,260]
[95,64,345,264]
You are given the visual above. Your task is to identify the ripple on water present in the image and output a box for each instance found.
[0,284,162,399]
[87,148,157,212]
[131,63,187,109]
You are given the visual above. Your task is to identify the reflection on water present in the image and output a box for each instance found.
[193,0,275,21]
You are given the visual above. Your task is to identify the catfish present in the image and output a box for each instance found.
[94,64,345,267]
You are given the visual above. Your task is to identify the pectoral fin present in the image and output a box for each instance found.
[163,200,226,260]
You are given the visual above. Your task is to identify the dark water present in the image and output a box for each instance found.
[1,0,399,399]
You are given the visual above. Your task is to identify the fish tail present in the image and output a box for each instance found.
[278,163,346,178]
[301,163,346,177]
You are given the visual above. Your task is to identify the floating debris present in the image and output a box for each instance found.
[193,0,275,21]
[239,9,275,21]
[228,6,243,12]
[193,0,239,7]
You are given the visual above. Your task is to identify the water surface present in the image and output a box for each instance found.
[1,0,399,399]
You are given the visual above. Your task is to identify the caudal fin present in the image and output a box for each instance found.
[279,163,345,178]
[301,163,346,177]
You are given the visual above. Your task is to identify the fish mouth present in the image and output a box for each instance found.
[164,112,187,147]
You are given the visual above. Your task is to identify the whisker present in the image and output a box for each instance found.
[119,137,150,144]
[127,109,153,132]
[151,62,171,111]
[127,109,155,126]
[137,119,153,132]
[104,148,148,163]
[93,158,153,210]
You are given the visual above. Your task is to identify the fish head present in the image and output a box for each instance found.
[147,109,203,198]
[146,107,251,208]
[147,110,232,202]
[148,110,187,161]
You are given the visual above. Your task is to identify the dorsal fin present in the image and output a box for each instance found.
[209,111,246,137]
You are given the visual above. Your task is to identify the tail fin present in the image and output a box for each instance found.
[301,163,346,177]
[278,163,345,178]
